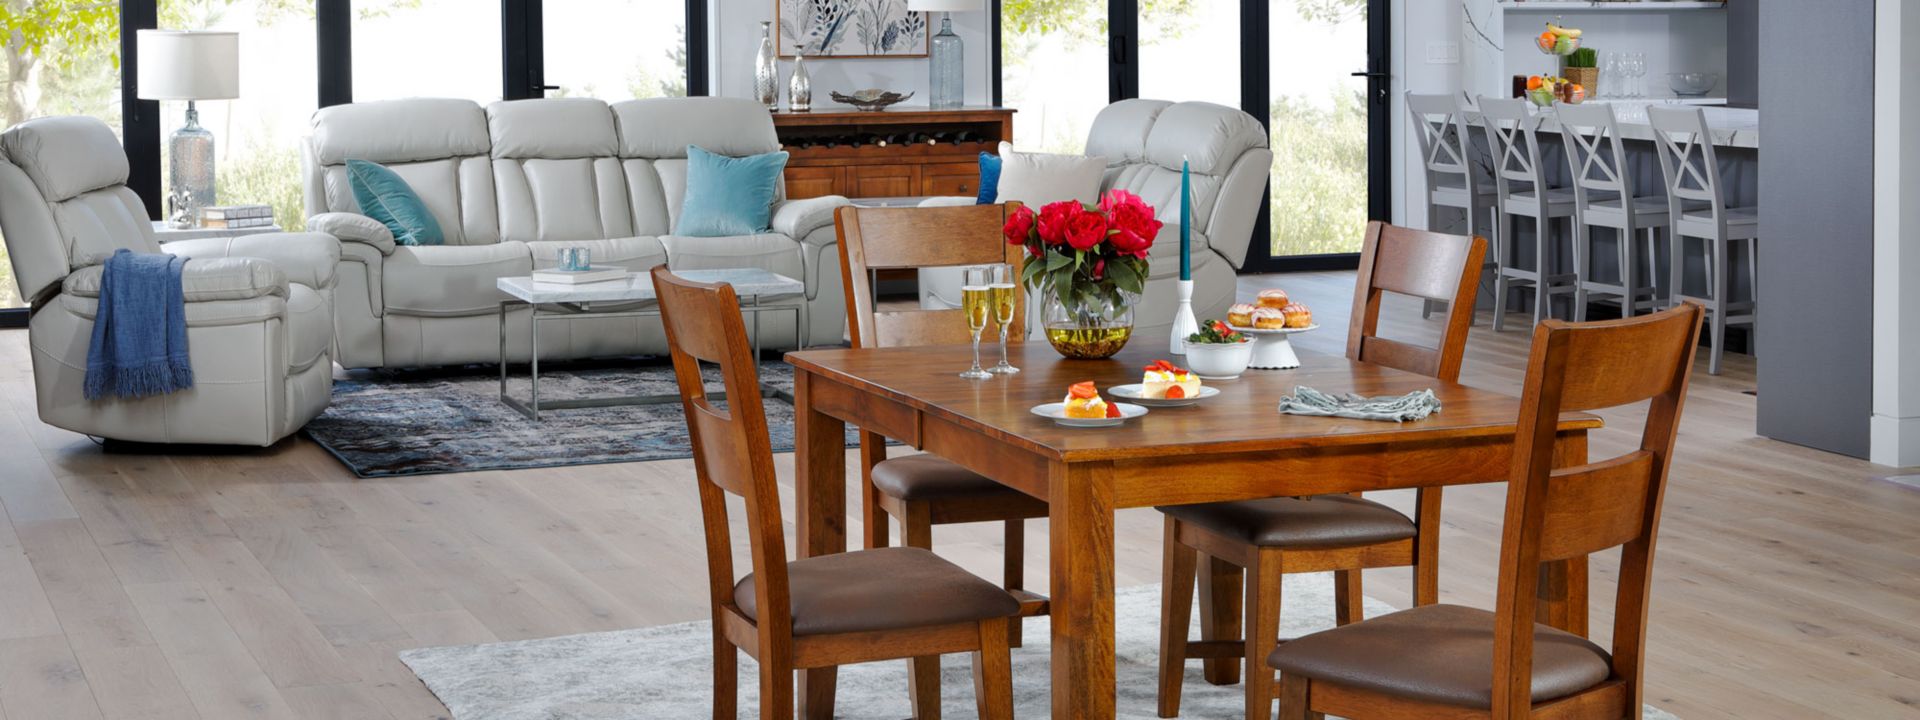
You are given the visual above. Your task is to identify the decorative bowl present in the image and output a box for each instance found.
[830,89,915,112]
[1667,72,1720,97]
[1182,339,1254,380]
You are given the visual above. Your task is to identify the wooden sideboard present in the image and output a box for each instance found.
[771,106,1014,200]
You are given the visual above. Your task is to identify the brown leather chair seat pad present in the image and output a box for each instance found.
[1267,604,1614,709]
[733,546,1021,636]
[1157,494,1417,548]
[871,453,1032,503]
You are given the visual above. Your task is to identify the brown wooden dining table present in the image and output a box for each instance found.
[785,342,1601,720]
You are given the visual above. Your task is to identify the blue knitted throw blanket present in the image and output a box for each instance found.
[84,249,193,400]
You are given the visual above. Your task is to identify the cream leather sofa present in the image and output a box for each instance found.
[302,96,850,369]
[0,117,339,446]
[925,99,1272,341]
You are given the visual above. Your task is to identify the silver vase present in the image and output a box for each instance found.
[789,55,812,112]
[754,21,778,110]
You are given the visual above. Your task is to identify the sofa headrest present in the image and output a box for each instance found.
[1085,99,1172,167]
[0,116,128,202]
[486,98,618,159]
[310,98,490,166]
[610,97,780,159]
[1145,101,1268,175]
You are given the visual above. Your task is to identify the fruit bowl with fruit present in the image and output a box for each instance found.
[1526,75,1586,107]
[1536,22,1582,56]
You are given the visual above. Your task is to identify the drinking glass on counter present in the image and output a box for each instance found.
[959,266,995,379]
[987,264,1019,375]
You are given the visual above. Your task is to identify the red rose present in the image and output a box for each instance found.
[1092,257,1106,280]
[1065,207,1109,251]
[1037,201,1080,246]
[1003,205,1036,246]
[1101,190,1162,258]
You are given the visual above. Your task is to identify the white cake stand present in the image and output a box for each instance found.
[1227,324,1318,370]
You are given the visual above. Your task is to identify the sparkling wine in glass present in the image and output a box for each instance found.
[959,266,993,379]
[987,264,1020,374]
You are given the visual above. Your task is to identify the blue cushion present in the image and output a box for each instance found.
[346,159,444,246]
[976,152,1002,204]
[677,145,789,237]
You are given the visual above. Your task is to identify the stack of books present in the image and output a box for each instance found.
[198,205,276,229]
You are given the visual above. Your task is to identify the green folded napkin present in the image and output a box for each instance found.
[1276,386,1441,422]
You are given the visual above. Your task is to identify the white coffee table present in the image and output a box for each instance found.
[496,268,806,420]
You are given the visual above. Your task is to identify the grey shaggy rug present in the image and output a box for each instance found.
[305,359,867,477]
[400,578,1680,719]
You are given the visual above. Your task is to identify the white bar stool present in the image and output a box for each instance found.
[1406,92,1499,322]
[1477,97,1590,329]
[1648,106,1758,375]
[1557,102,1668,321]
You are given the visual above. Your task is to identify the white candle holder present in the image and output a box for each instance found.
[1169,279,1199,354]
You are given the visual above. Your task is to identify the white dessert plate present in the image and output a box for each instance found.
[1227,323,1319,335]
[1030,402,1149,428]
[1106,384,1221,407]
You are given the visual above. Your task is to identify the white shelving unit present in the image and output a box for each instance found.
[1500,1,1727,10]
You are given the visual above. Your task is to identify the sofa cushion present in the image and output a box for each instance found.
[1144,101,1269,175]
[676,145,787,237]
[382,242,532,317]
[310,98,490,166]
[348,159,445,246]
[1084,98,1172,168]
[610,97,781,159]
[486,98,618,160]
[0,115,129,202]
[62,257,288,302]
[995,142,1105,207]
[494,157,633,242]
[661,233,804,286]
[525,237,666,273]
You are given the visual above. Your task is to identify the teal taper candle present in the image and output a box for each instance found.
[1180,158,1191,281]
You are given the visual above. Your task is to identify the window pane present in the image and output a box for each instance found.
[1001,0,1106,154]
[1139,0,1239,106]
[545,0,687,99]
[0,2,121,309]
[353,0,501,103]
[1269,0,1369,257]
[163,0,317,233]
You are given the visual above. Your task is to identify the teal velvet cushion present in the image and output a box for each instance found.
[676,145,789,237]
[346,159,444,246]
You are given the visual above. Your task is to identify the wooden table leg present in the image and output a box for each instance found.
[1049,460,1117,720]
[793,369,846,720]
[1537,429,1591,637]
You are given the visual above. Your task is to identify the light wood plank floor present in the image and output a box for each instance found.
[1,272,1914,720]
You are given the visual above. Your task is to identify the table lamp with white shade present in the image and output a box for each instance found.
[136,29,238,225]
[908,0,976,109]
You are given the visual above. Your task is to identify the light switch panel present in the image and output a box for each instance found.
[1426,42,1460,65]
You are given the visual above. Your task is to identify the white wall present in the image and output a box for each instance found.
[1393,0,1464,230]
[1872,0,1920,468]
[706,0,994,107]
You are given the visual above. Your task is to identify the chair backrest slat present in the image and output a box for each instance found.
[652,265,795,641]
[1406,93,1480,193]
[1345,221,1487,383]
[1647,106,1728,221]
[1488,303,1703,717]
[838,204,1028,349]
[1555,103,1635,208]
[1476,98,1550,195]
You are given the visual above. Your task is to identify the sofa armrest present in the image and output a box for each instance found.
[161,232,341,290]
[307,212,396,255]
[63,257,290,303]
[772,196,851,245]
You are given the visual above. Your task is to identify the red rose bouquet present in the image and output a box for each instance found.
[1002,189,1161,321]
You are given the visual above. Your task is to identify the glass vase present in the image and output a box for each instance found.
[928,15,963,109]
[1040,280,1137,360]
[789,55,812,112]
[754,21,778,110]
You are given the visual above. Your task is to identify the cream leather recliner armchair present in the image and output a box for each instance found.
[0,116,339,446]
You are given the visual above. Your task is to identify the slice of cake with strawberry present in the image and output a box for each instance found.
[1064,381,1120,418]
[1140,360,1203,399]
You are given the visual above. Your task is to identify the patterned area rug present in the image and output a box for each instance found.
[400,579,1681,720]
[305,359,858,477]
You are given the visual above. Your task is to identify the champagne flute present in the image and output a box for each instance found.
[986,263,1020,374]
[959,266,994,379]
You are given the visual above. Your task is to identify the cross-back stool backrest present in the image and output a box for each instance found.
[1647,106,1729,226]
[651,265,796,643]
[1345,221,1487,383]
[1406,93,1484,200]
[837,203,1029,349]
[1555,103,1636,212]
[1476,98,1551,199]
[1489,302,1703,717]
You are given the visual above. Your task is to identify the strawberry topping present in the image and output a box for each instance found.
[1068,381,1099,399]
[1104,401,1122,418]
[1166,385,1186,399]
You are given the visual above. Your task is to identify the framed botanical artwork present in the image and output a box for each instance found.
[776,0,930,59]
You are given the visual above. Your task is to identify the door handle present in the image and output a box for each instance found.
[533,84,561,95]
[1350,71,1388,79]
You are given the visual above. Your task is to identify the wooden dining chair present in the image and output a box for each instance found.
[1269,302,1704,720]
[1155,221,1487,720]
[651,265,1019,720]
[835,203,1052,657]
